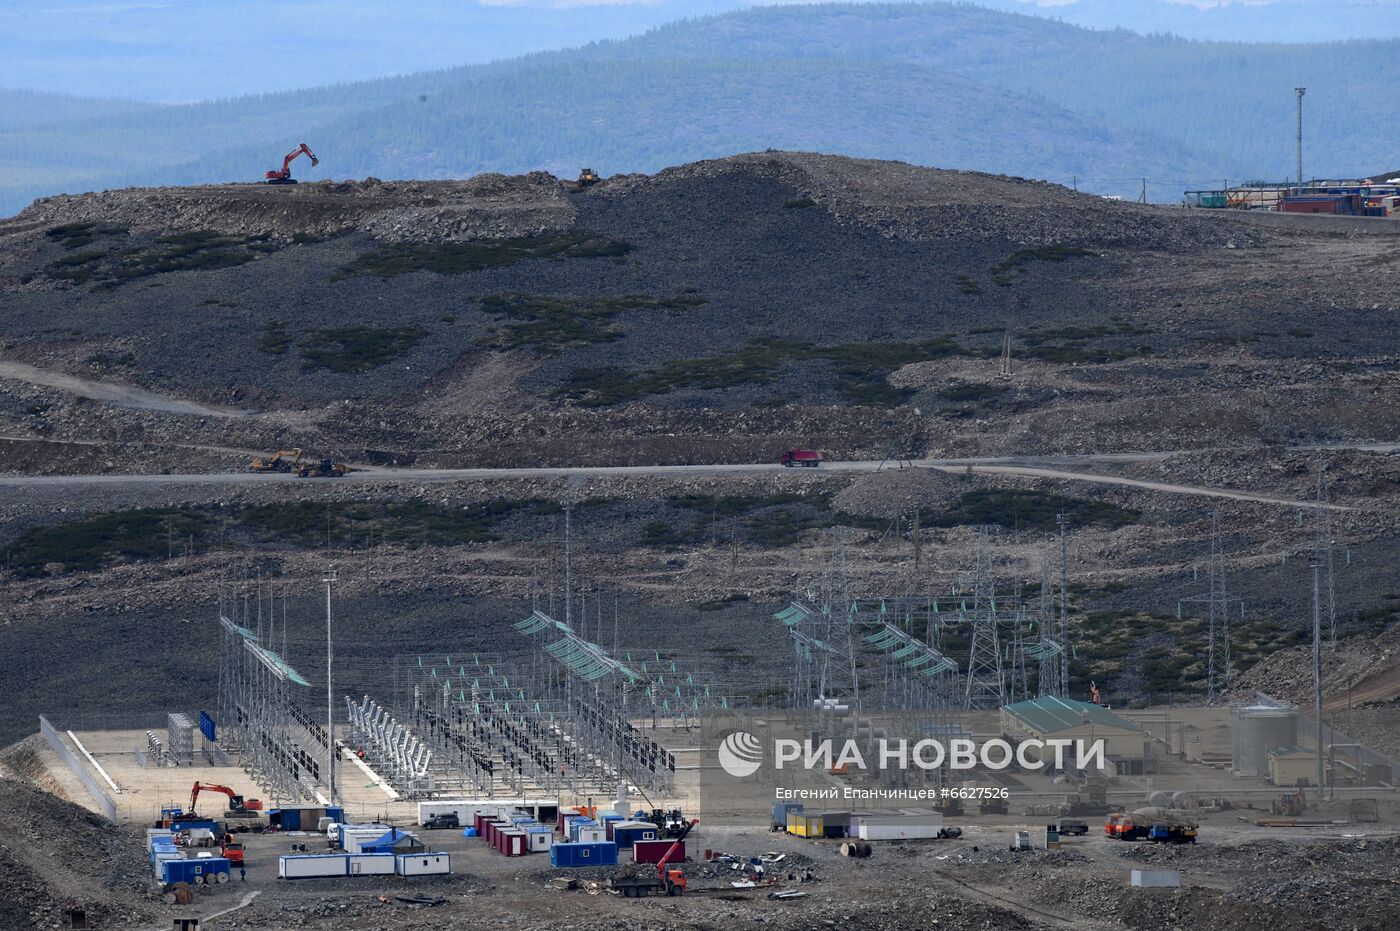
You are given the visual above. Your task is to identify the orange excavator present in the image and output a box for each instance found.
[190,781,262,817]
[264,143,319,184]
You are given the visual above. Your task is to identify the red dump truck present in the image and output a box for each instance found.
[780,449,823,468]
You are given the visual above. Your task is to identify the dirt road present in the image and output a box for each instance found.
[0,453,1352,510]
[0,361,250,418]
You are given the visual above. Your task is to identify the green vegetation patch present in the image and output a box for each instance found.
[45,221,129,250]
[938,383,1008,403]
[1015,322,1154,365]
[930,489,1138,533]
[991,244,1094,286]
[45,228,276,287]
[953,274,984,296]
[5,508,211,577]
[478,293,705,354]
[783,197,817,209]
[3,499,565,577]
[240,498,561,547]
[337,230,633,279]
[260,320,293,355]
[300,325,428,372]
[558,336,965,407]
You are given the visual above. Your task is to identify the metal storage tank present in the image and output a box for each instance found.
[1232,700,1299,775]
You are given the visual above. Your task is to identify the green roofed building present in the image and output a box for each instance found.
[1001,696,1148,774]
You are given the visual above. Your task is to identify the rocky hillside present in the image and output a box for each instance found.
[4,151,1394,475]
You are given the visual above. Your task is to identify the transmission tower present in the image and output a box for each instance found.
[1177,512,1245,703]
[1312,462,1338,646]
[963,528,1007,709]
[1057,514,1071,696]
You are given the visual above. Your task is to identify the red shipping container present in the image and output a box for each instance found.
[633,839,684,864]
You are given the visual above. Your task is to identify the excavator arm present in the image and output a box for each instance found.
[282,143,319,173]
[190,782,241,814]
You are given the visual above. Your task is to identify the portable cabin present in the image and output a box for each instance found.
[270,806,344,832]
[361,828,423,855]
[787,811,824,838]
[279,854,350,879]
[340,825,396,853]
[550,841,619,868]
[576,826,607,844]
[497,828,528,857]
[633,838,684,864]
[161,857,230,885]
[567,818,598,843]
[856,812,944,841]
[525,825,554,852]
[395,852,451,876]
[611,820,659,849]
[346,853,396,876]
[772,800,803,830]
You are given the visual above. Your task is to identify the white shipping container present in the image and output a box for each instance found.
[395,852,451,876]
[347,853,396,875]
[856,815,943,841]
[279,854,349,879]
[340,825,392,853]
[576,827,606,843]
[1131,869,1181,888]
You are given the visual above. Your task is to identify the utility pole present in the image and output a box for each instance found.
[1295,87,1307,192]
[1058,513,1070,696]
[1311,554,1325,804]
[998,331,1013,381]
[323,567,338,806]
[563,500,574,628]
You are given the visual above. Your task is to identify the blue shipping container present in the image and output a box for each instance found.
[773,800,803,828]
[198,710,217,743]
[550,841,619,868]
[161,857,230,885]
[612,823,659,850]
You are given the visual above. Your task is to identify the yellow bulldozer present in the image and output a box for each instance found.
[249,449,303,473]
[249,449,349,478]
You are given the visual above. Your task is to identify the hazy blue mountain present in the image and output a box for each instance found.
[4,2,1397,215]
[981,1,1400,43]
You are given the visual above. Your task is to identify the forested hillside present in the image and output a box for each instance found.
[4,2,1397,215]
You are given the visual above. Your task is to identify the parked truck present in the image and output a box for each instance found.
[780,449,823,468]
[609,819,696,898]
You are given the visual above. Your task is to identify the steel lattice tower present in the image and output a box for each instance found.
[962,528,1007,709]
[1178,512,1245,702]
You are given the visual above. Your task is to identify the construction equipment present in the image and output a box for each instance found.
[1089,681,1105,706]
[1272,787,1309,817]
[577,168,602,187]
[221,839,246,865]
[1104,812,1197,843]
[978,797,1010,816]
[295,457,349,478]
[190,782,262,818]
[264,143,318,184]
[648,807,688,839]
[610,819,697,898]
[780,449,823,468]
[934,797,965,818]
[250,449,303,473]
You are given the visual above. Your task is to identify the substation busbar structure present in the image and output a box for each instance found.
[345,608,729,800]
[216,615,326,805]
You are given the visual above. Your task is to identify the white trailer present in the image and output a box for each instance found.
[395,852,451,876]
[347,853,396,876]
[418,798,559,825]
[279,854,349,879]
[340,825,393,853]
[856,813,944,841]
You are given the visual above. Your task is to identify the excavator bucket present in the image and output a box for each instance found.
[309,155,320,167]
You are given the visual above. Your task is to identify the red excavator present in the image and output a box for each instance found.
[190,781,262,818]
[264,143,319,184]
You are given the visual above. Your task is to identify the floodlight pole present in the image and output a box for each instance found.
[324,567,338,805]
[1295,87,1306,192]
